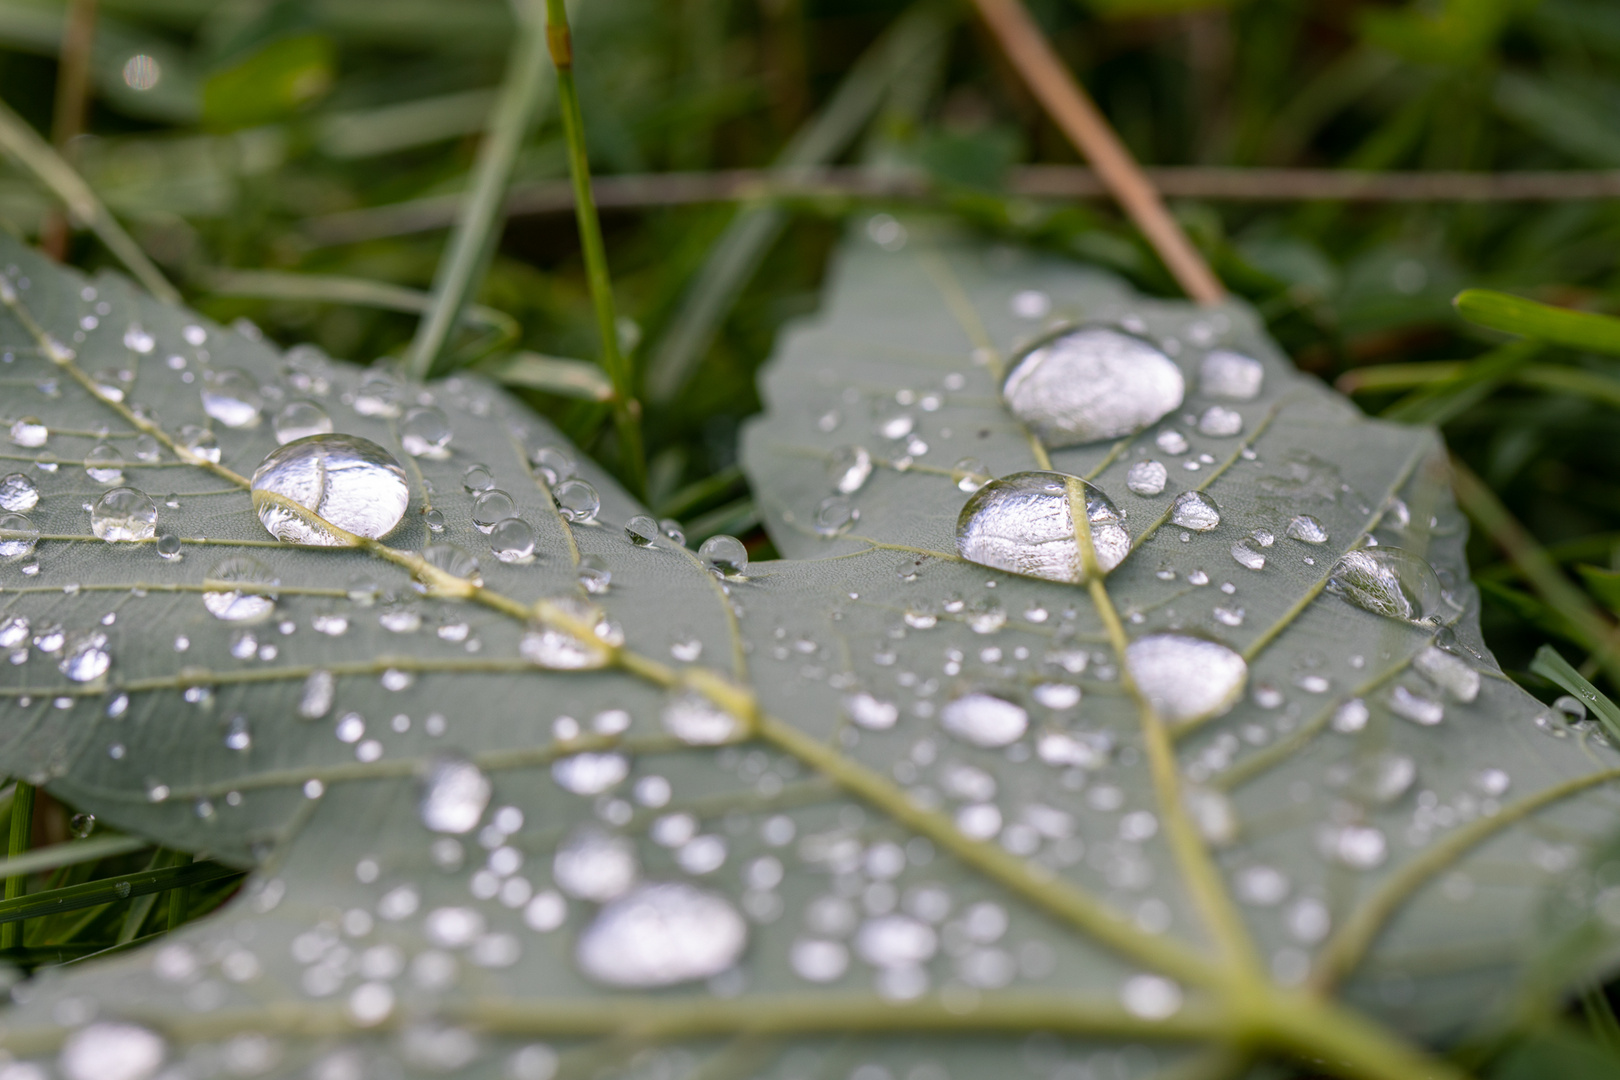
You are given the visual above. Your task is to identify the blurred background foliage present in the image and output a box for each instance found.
[8,0,1620,1065]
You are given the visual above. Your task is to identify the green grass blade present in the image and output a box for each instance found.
[1530,645,1620,739]
[1381,340,1539,425]
[1,781,34,950]
[644,1,953,404]
[0,860,243,926]
[481,351,615,401]
[1455,289,1620,356]
[405,0,553,381]
[0,835,147,881]
[0,98,178,303]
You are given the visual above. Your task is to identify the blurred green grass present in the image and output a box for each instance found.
[8,0,1620,1065]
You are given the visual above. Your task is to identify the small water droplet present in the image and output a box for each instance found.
[555,828,638,901]
[251,434,409,546]
[419,755,490,834]
[59,1021,166,1080]
[59,631,111,682]
[845,692,899,730]
[662,693,741,744]
[554,479,600,523]
[1003,326,1185,446]
[1121,974,1183,1019]
[272,400,333,444]
[625,515,660,546]
[131,434,160,463]
[421,543,481,583]
[353,369,405,418]
[300,670,335,719]
[577,554,611,593]
[9,417,47,447]
[661,518,686,546]
[1230,538,1266,571]
[463,463,495,493]
[1324,824,1387,869]
[70,812,95,838]
[531,446,575,487]
[90,488,157,542]
[576,882,746,987]
[400,406,452,458]
[814,495,858,536]
[1389,685,1444,726]
[1197,406,1243,437]
[1332,698,1369,733]
[1285,514,1328,544]
[156,533,181,559]
[955,471,1128,585]
[491,517,537,563]
[1327,548,1443,623]
[202,556,279,622]
[828,446,873,494]
[1126,460,1167,496]
[553,752,629,795]
[1199,350,1264,400]
[201,368,262,428]
[0,513,38,559]
[1170,491,1220,531]
[471,489,515,532]
[1126,634,1247,724]
[1413,645,1479,703]
[952,457,989,493]
[940,692,1027,748]
[699,535,747,576]
[0,472,38,512]
[84,443,125,485]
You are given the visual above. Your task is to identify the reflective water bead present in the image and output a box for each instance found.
[1126,460,1167,496]
[471,489,516,532]
[940,692,1028,748]
[490,517,537,563]
[123,323,154,353]
[60,631,111,682]
[625,514,660,546]
[353,369,406,417]
[401,406,452,458]
[553,752,629,795]
[1169,491,1220,531]
[272,400,333,444]
[201,368,262,427]
[828,445,873,495]
[9,416,46,447]
[1121,974,1183,1020]
[0,472,37,512]
[251,434,409,546]
[420,756,491,834]
[662,692,741,744]
[952,457,989,493]
[1285,514,1328,544]
[1156,429,1189,455]
[660,518,686,546]
[0,513,37,559]
[1326,548,1443,623]
[699,534,747,576]
[1389,685,1444,726]
[1413,644,1479,703]
[70,812,95,838]
[955,471,1128,585]
[462,463,495,493]
[575,883,746,987]
[531,447,575,487]
[555,829,638,901]
[91,488,157,542]
[0,614,28,648]
[1199,350,1264,400]
[1231,538,1266,571]
[84,442,125,484]
[554,479,600,523]
[845,692,899,730]
[577,554,611,593]
[177,425,221,464]
[58,1021,166,1080]
[1003,326,1185,446]
[202,556,279,622]
[813,496,858,537]
[421,543,480,582]
[1197,406,1243,437]
[1125,634,1247,724]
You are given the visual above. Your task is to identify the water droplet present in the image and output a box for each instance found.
[1155,429,1189,455]
[531,447,575,487]
[1235,865,1289,906]
[829,446,873,494]
[955,471,1129,585]
[462,463,495,493]
[490,517,537,563]
[1197,406,1243,437]
[953,457,989,493]
[1032,683,1081,710]
[1213,605,1244,627]
[0,614,27,648]
[625,515,659,546]
[421,543,481,584]
[845,692,899,730]
[662,693,741,745]
[202,556,279,622]
[1186,786,1237,845]
[84,443,125,484]
[131,434,160,463]
[814,495,858,537]
[1327,548,1442,623]
[792,939,849,982]
[1036,729,1111,769]
[59,1021,166,1080]
[201,368,262,428]
[1121,974,1183,1020]
[60,632,111,681]
[661,518,686,546]
[471,489,515,532]
[1170,491,1220,531]
[0,472,38,512]
[856,913,938,969]
[1389,685,1444,726]
[1413,645,1479,703]
[1126,634,1247,724]
[1126,460,1167,496]
[1349,751,1416,804]
[251,434,409,546]
[577,554,611,593]
[177,425,220,464]
[1324,824,1387,869]
[0,513,38,559]
[299,670,335,719]
[123,323,154,353]
[554,479,600,523]
[1231,538,1266,571]
[1003,326,1185,446]
[400,406,452,458]
[555,828,638,901]
[1010,289,1051,318]
[576,883,746,987]
[699,534,747,576]
[1199,350,1264,400]
[9,417,46,447]
[353,369,405,418]
[1332,699,1369,733]
[1285,514,1328,543]
[272,400,332,445]
[940,692,1027,748]
[420,756,491,834]
[70,812,95,838]
[553,752,629,795]
[521,597,614,669]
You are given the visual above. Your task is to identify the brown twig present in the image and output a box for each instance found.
[969,0,1225,304]
[40,0,97,261]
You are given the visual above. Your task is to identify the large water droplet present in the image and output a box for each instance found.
[419,756,491,834]
[1169,491,1220,531]
[1126,634,1247,724]
[201,368,262,428]
[1285,515,1328,544]
[9,417,46,448]
[59,1021,166,1080]
[273,400,333,444]
[1126,460,1167,496]
[576,883,746,987]
[60,631,111,682]
[471,489,516,532]
[1002,326,1185,447]
[202,556,279,622]
[940,692,1028,748]
[1413,644,1479,703]
[490,517,536,563]
[0,472,38,512]
[554,479,600,523]
[955,471,1128,585]
[251,434,409,546]
[91,488,156,542]
[625,515,660,546]
[555,828,638,901]
[662,693,742,745]
[401,406,452,458]
[1198,350,1264,400]
[829,446,873,494]
[699,535,747,576]
[0,513,37,559]
[1327,548,1442,623]
[84,443,125,484]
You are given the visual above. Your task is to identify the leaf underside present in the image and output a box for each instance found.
[0,223,1612,1079]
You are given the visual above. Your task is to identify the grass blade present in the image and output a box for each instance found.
[1381,340,1540,425]
[404,0,553,380]
[1530,645,1620,739]
[1,781,33,949]
[0,860,242,925]
[481,352,614,401]
[644,2,953,404]
[1455,289,1620,355]
[0,834,146,881]
[0,97,177,302]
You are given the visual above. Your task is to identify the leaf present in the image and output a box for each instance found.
[1455,288,1620,356]
[0,225,1614,1080]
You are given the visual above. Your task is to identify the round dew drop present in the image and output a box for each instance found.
[419,756,492,834]
[575,882,747,987]
[250,433,409,546]
[1198,349,1264,400]
[1126,460,1167,496]
[200,368,263,428]
[9,417,47,448]
[625,514,660,546]
[84,443,125,485]
[0,513,38,560]
[955,471,1128,585]
[1285,514,1328,544]
[828,445,873,494]
[940,692,1028,748]
[1125,634,1247,724]
[1002,325,1185,447]
[91,488,157,542]
[554,479,600,523]
[814,495,858,537]
[272,400,332,445]
[1169,491,1220,531]
[490,517,537,563]
[471,489,516,532]
[699,534,747,576]
[1326,548,1443,623]
[400,405,452,457]
[59,1021,166,1080]
[0,471,39,512]
[531,446,575,487]
[202,556,280,622]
